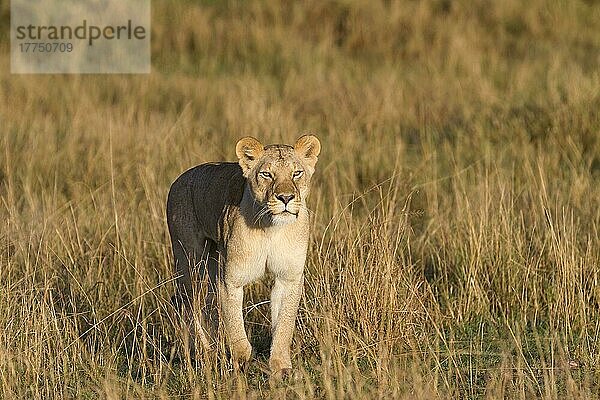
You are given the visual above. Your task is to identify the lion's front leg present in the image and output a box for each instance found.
[269,274,303,378]
[219,279,252,366]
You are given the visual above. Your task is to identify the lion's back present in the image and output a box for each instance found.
[167,162,245,242]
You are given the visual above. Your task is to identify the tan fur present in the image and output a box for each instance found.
[166,135,321,377]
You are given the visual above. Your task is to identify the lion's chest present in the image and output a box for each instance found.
[224,228,307,287]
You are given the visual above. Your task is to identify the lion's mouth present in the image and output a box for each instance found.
[269,208,299,217]
[279,210,298,216]
[269,209,299,226]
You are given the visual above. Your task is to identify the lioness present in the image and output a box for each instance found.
[166,135,321,377]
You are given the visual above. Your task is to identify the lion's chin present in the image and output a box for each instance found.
[270,211,298,226]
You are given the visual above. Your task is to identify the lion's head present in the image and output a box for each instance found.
[235,135,321,226]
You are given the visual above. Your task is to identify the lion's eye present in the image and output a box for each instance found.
[259,171,273,179]
[293,170,304,179]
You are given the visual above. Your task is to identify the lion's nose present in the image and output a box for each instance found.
[276,193,295,205]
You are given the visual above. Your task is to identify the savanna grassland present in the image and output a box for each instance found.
[1,0,600,398]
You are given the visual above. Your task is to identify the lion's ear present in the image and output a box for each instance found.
[236,137,264,173]
[294,135,321,168]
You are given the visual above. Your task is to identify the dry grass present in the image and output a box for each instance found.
[1,0,599,398]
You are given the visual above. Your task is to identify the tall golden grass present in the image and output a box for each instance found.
[1,0,599,398]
